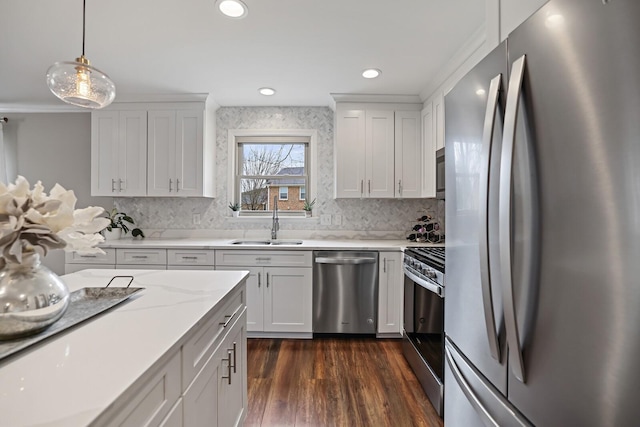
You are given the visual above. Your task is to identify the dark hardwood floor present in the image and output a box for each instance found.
[245,337,443,427]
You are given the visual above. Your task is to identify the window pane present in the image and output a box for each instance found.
[241,144,305,176]
[279,186,289,200]
[300,186,306,200]
[239,178,268,211]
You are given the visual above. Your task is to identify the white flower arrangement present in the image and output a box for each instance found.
[0,176,110,267]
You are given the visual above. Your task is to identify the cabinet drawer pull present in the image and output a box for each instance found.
[219,305,243,328]
[80,255,97,259]
[181,256,198,260]
[255,257,271,262]
[131,255,148,259]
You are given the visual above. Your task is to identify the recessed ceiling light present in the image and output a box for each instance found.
[476,89,486,96]
[217,0,248,18]
[259,87,276,96]
[362,68,381,79]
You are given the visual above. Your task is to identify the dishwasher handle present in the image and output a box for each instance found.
[314,257,377,265]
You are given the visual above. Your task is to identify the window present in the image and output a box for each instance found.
[228,130,317,216]
[279,186,289,200]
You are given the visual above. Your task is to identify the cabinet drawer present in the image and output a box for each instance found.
[65,248,116,264]
[182,286,245,390]
[215,250,312,267]
[117,248,167,265]
[101,351,181,427]
[168,249,215,266]
[64,263,116,274]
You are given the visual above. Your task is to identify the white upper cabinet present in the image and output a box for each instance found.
[148,109,208,197]
[394,110,422,198]
[335,102,421,199]
[91,110,147,196]
[421,91,445,198]
[91,99,215,198]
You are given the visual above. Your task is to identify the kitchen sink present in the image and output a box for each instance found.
[230,239,303,245]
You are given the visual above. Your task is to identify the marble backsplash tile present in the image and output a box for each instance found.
[116,106,442,240]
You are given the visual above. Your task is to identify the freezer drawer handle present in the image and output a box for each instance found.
[315,257,376,265]
[479,74,503,362]
[445,343,500,427]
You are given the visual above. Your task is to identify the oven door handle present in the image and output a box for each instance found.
[403,265,444,298]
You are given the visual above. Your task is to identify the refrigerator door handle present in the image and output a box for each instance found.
[445,343,500,427]
[499,54,527,382]
[479,74,503,362]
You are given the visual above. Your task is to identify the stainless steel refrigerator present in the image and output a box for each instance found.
[444,0,640,425]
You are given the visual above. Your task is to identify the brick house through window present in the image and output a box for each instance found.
[267,167,306,211]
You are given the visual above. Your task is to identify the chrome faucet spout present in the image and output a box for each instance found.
[271,196,279,240]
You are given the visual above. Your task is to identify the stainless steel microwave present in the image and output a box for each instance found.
[436,147,445,199]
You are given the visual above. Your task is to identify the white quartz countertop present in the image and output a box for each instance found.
[0,269,249,427]
[98,237,443,250]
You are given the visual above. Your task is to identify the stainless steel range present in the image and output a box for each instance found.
[402,246,445,416]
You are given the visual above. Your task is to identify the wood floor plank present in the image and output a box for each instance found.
[246,338,444,427]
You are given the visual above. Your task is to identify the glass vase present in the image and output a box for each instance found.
[0,253,70,340]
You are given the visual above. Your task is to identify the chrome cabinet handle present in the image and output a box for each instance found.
[118,178,124,192]
[479,74,503,362]
[111,179,116,192]
[500,54,539,383]
[169,178,173,192]
[80,255,97,258]
[181,256,198,260]
[368,180,371,194]
[255,257,271,262]
[383,258,387,273]
[219,305,242,328]
[176,178,180,192]
[398,180,402,196]
[257,272,261,288]
[231,342,237,373]
[360,180,364,196]
[266,272,269,288]
[222,351,232,385]
[315,257,376,265]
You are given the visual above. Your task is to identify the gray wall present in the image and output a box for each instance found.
[3,113,113,274]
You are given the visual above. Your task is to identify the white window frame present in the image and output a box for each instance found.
[279,186,289,200]
[228,129,318,217]
[299,186,306,201]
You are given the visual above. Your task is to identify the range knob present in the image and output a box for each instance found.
[425,269,437,279]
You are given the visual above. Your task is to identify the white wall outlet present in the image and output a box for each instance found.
[320,214,331,225]
[334,214,342,225]
[193,214,201,225]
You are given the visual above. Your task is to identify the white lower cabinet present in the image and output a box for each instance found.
[216,250,312,335]
[378,251,403,335]
[184,310,247,427]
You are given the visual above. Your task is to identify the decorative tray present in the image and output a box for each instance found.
[0,278,144,362]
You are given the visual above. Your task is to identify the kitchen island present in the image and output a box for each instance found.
[0,269,249,427]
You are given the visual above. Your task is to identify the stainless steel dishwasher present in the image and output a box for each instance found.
[313,251,378,334]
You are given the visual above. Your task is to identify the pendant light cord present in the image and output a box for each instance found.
[82,0,86,56]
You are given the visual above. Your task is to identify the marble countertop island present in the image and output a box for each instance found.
[0,269,249,427]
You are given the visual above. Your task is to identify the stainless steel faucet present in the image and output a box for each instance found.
[271,195,279,240]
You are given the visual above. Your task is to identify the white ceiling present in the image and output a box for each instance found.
[0,0,485,110]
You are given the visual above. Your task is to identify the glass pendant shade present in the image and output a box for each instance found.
[46,55,116,109]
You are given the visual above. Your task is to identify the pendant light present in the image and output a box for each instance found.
[46,0,116,109]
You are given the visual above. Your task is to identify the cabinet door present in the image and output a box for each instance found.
[263,267,312,332]
[433,93,445,150]
[217,266,263,331]
[175,109,204,197]
[91,110,119,196]
[366,110,395,198]
[422,103,436,198]
[183,350,221,427]
[394,110,422,198]
[335,109,366,198]
[147,110,177,196]
[218,313,247,427]
[378,251,403,334]
[118,110,148,196]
